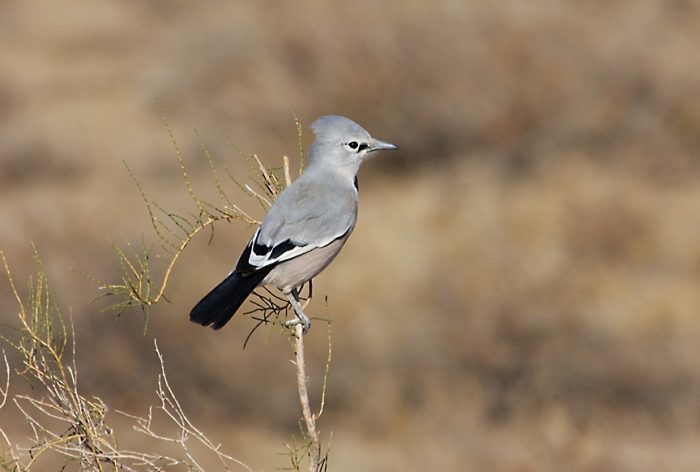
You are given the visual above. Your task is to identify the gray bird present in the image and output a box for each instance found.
[190,115,398,333]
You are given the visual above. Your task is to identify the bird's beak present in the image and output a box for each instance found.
[369,139,399,152]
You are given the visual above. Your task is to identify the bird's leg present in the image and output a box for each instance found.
[284,288,311,334]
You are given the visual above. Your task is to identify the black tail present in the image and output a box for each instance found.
[190,267,272,330]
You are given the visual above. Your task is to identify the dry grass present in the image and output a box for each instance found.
[2,1,700,470]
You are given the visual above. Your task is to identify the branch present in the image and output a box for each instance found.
[1,250,253,470]
[293,325,321,471]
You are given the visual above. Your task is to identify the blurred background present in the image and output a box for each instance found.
[2,0,700,470]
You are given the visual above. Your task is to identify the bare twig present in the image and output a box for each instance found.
[0,351,9,412]
[0,349,19,469]
[317,305,333,420]
[115,339,254,472]
[283,155,292,187]
[293,324,321,471]
[1,250,253,470]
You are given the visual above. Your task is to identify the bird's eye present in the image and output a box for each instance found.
[347,141,359,150]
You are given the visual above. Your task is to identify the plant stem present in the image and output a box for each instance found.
[294,324,321,471]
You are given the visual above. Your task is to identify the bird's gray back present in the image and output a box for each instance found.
[257,168,358,247]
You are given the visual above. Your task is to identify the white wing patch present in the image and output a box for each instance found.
[246,227,346,269]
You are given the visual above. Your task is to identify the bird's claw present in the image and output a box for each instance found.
[285,313,311,334]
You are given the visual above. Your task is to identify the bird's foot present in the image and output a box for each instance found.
[284,288,312,334]
[285,311,311,334]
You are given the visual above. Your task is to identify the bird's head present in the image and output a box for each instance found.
[307,115,398,172]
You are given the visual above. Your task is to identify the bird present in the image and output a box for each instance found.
[189,115,398,334]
